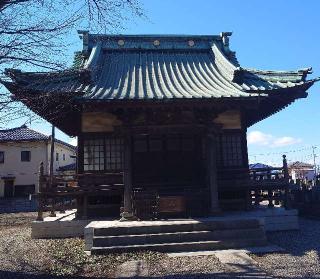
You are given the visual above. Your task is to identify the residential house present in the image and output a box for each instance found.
[288,161,315,183]
[57,162,76,175]
[0,125,76,197]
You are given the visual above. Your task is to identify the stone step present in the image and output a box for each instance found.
[90,237,268,255]
[92,228,266,247]
[93,219,262,236]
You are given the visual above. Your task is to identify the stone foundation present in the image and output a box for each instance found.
[31,208,299,239]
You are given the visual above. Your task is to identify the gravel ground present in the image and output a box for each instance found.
[252,217,320,279]
[0,212,228,278]
[0,212,54,279]
[149,255,227,278]
[0,212,164,278]
[5,212,320,278]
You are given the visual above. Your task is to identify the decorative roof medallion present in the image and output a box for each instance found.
[188,40,195,47]
[118,39,125,46]
[153,40,160,46]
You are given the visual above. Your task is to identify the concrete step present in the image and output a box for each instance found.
[90,237,268,255]
[93,219,262,236]
[92,228,266,247]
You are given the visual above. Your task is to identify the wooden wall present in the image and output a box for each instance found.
[213,110,241,129]
[82,112,122,132]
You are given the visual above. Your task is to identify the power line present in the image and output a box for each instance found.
[249,145,317,157]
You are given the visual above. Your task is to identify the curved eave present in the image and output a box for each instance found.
[3,85,81,136]
[246,88,310,127]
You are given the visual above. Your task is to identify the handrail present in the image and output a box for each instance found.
[249,155,290,209]
[36,163,125,221]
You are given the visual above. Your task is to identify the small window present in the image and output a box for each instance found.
[0,151,4,163]
[56,153,59,161]
[63,154,66,161]
[21,151,31,162]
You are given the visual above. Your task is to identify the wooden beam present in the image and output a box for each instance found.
[206,133,220,215]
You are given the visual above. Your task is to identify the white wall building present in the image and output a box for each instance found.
[0,125,76,197]
[288,161,315,183]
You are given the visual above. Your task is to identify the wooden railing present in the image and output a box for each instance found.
[36,162,123,221]
[249,155,290,209]
[36,155,292,221]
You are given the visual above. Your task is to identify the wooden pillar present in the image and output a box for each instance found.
[77,134,84,174]
[36,162,44,221]
[49,125,55,189]
[207,134,220,215]
[120,134,136,221]
[283,154,290,209]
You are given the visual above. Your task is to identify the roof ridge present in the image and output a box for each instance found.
[0,124,29,132]
[78,30,224,39]
[0,125,76,149]
[50,137,77,150]
[239,67,313,75]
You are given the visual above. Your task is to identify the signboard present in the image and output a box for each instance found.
[158,196,186,213]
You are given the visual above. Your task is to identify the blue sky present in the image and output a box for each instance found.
[11,0,320,166]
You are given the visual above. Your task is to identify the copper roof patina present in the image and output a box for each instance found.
[1,31,319,135]
[3,31,318,101]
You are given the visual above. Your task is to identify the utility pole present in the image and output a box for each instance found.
[312,146,317,186]
[50,125,55,187]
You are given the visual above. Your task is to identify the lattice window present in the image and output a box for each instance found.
[83,139,104,171]
[83,137,124,172]
[219,134,243,167]
[105,138,124,171]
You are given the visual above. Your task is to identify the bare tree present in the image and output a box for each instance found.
[0,0,145,127]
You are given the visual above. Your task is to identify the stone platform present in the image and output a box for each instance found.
[31,210,92,238]
[31,207,299,239]
[227,207,299,231]
[85,217,268,254]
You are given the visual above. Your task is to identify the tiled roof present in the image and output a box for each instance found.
[249,163,273,169]
[0,125,76,151]
[3,32,318,101]
[288,161,314,169]
[54,138,77,151]
[249,163,281,174]
[0,125,49,142]
[58,162,76,171]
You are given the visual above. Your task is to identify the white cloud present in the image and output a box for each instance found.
[247,131,273,146]
[248,131,301,148]
[272,136,302,147]
[69,137,77,146]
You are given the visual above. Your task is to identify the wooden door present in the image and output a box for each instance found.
[4,180,14,198]
[132,134,204,187]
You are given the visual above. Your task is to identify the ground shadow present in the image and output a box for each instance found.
[265,217,320,257]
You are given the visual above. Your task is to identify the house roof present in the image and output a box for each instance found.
[0,125,49,142]
[288,161,314,170]
[2,32,318,101]
[249,163,281,174]
[58,162,76,171]
[249,163,273,169]
[0,125,76,151]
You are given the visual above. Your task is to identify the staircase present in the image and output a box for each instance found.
[85,218,267,255]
